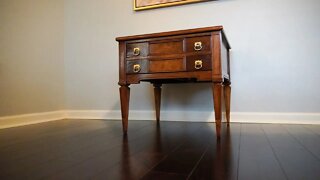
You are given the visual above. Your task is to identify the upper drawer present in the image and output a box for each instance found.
[126,42,148,58]
[185,36,211,52]
[149,39,183,55]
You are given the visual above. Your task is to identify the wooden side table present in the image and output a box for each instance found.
[116,26,231,138]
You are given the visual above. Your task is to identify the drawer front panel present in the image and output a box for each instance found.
[149,40,183,55]
[186,54,212,71]
[185,36,211,52]
[149,59,185,73]
[126,43,148,58]
[126,60,148,74]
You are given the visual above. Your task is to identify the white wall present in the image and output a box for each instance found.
[64,0,320,114]
[1,0,319,122]
[0,0,65,116]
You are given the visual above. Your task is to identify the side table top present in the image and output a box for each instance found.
[116,26,230,49]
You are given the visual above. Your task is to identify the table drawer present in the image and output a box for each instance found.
[185,36,211,52]
[127,58,186,74]
[149,59,185,73]
[126,42,148,58]
[149,39,183,55]
[186,54,212,71]
[126,60,148,74]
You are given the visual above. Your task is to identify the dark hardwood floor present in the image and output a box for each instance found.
[0,120,319,180]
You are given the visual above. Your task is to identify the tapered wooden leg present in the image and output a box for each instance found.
[213,82,223,139]
[224,82,231,126]
[119,85,130,134]
[153,84,162,123]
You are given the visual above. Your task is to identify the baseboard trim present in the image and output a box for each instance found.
[1,110,319,129]
[66,110,320,125]
[0,111,66,129]
[230,112,320,124]
[65,110,214,122]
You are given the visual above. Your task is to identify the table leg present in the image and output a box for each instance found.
[213,82,222,139]
[119,85,130,134]
[224,82,231,126]
[153,83,162,123]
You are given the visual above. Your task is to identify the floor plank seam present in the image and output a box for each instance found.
[139,124,206,179]
[3,121,320,180]
[0,120,99,177]
[41,122,156,179]
[151,171,187,177]
[0,120,90,149]
[282,125,320,162]
[260,124,290,180]
[186,145,209,180]
[303,125,320,137]
[0,121,121,174]
[236,123,242,180]
[91,122,185,179]
[138,146,180,179]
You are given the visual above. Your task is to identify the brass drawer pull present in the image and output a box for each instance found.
[194,42,203,51]
[133,64,141,73]
[133,48,140,56]
[194,60,203,69]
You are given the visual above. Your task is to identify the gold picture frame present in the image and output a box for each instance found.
[134,0,213,11]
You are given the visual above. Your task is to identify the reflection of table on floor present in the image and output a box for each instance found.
[116,26,231,138]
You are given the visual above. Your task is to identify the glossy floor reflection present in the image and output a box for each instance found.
[0,120,319,179]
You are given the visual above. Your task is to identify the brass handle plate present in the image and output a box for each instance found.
[194,60,203,70]
[133,48,140,56]
[194,42,203,51]
[133,64,141,73]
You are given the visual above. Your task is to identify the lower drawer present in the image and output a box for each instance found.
[126,55,211,74]
[126,60,148,74]
[126,58,185,74]
[149,59,185,73]
[186,54,212,71]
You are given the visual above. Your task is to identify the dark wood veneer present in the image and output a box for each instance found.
[117,26,232,138]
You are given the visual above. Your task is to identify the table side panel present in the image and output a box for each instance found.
[221,41,229,81]
[118,41,127,85]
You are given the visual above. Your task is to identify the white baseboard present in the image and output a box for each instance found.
[1,110,319,129]
[65,110,225,122]
[0,111,66,129]
[66,110,320,124]
[230,112,320,124]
